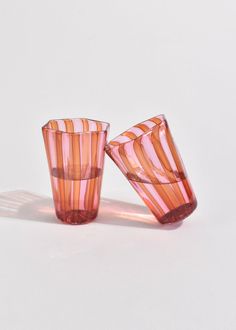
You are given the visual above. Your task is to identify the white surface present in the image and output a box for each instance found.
[0,0,235,329]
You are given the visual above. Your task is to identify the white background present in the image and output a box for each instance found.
[0,0,235,329]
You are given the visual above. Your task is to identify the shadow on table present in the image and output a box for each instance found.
[0,190,182,230]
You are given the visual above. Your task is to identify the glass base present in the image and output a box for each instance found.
[158,199,197,224]
[56,209,98,225]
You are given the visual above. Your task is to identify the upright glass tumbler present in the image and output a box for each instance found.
[105,115,197,224]
[42,118,109,224]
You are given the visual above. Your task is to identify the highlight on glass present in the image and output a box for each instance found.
[42,118,109,224]
[105,115,197,224]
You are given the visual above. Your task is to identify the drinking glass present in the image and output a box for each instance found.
[105,115,197,224]
[42,118,109,224]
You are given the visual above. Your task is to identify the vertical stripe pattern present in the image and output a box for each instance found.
[105,115,197,224]
[42,118,109,224]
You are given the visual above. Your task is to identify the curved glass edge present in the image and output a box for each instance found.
[105,114,166,153]
[42,117,110,135]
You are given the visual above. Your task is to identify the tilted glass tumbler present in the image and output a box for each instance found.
[42,118,109,224]
[105,115,197,224]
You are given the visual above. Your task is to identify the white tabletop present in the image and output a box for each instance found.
[0,190,235,330]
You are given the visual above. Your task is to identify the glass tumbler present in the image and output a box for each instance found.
[42,118,109,224]
[105,115,197,224]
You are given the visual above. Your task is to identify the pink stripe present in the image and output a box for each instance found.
[111,147,128,175]
[143,182,169,213]
[92,178,100,209]
[177,181,189,203]
[159,127,178,172]
[129,127,144,136]
[62,134,70,170]
[142,120,156,129]
[101,122,108,131]
[73,119,83,133]
[57,120,66,131]
[48,132,57,168]
[124,140,143,174]
[140,134,167,182]
[79,180,87,209]
[88,120,97,132]
[96,134,106,169]
[115,135,131,143]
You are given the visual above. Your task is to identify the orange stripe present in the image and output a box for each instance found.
[94,130,106,210]
[89,121,103,210]
[151,127,185,204]
[72,134,80,210]
[83,133,91,211]
[165,127,185,174]
[65,134,73,211]
[109,141,120,146]
[135,123,149,132]
[82,119,89,132]
[55,132,66,212]
[63,120,74,210]
[50,120,59,130]
[86,132,98,212]
[118,143,165,216]
[122,131,137,140]
[181,177,193,198]
[133,138,175,210]
[162,125,187,203]
[149,117,162,125]
[151,127,173,172]
[82,120,100,212]
[64,119,74,133]
[84,121,105,212]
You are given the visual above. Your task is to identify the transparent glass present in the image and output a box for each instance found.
[105,115,197,224]
[42,118,109,224]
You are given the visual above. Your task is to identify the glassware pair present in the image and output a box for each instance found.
[42,115,197,225]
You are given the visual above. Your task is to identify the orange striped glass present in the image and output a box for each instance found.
[105,115,197,224]
[42,118,109,224]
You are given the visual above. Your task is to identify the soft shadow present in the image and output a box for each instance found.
[0,190,182,230]
[0,190,58,224]
[96,198,182,230]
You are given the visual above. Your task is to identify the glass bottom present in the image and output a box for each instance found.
[56,209,98,225]
[158,199,197,224]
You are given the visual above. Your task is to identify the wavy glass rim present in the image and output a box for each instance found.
[106,114,166,149]
[42,117,110,135]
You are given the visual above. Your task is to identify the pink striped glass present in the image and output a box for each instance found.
[42,118,109,224]
[105,115,197,224]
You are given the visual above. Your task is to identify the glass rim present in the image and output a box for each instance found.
[106,114,166,149]
[42,117,110,135]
